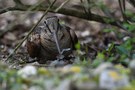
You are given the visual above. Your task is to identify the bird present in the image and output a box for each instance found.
[26,16,78,64]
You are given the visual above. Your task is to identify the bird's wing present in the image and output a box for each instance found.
[65,26,78,49]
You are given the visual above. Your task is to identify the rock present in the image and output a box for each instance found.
[123,36,130,41]
[99,69,129,89]
[18,65,37,78]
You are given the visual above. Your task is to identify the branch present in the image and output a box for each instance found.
[0,3,126,30]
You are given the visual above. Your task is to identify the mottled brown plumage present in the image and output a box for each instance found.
[26,16,78,64]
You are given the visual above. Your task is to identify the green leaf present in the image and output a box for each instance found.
[123,23,135,32]
[103,28,114,33]
[115,46,130,57]
[97,53,105,60]
[75,42,81,50]
[92,59,103,68]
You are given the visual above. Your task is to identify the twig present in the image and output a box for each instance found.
[87,0,92,18]
[13,0,23,5]
[80,0,92,19]
[80,0,89,18]
[5,0,57,61]
[118,0,128,22]
[0,4,127,30]
[54,0,70,12]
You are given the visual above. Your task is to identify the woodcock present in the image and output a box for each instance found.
[26,16,78,64]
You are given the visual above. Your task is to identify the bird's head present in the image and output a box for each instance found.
[44,16,60,33]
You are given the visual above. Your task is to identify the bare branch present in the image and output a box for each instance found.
[0,5,126,30]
